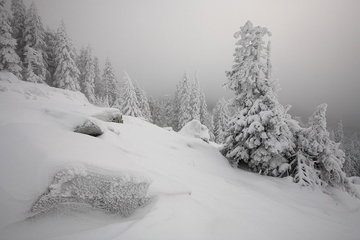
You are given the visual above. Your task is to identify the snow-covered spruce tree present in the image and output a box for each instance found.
[343,137,359,177]
[329,129,336,142]
[10,0,26,63]
[23,1,47,83]
[190,71,201,121]
[222,21,295,175]
[162,94,174,128]
[23,45,43,83]
[121,72,142,117]
[101,58,117,107]
[172,82,181,131]
[0,0,22,79]
[199,87,208,125]
[133,81,152,122]
[213,98,229,144]
[44,26,57,85]
[178,72,192,130]
[93,56,102,98]
[148,96,163,127]
[335,120,345,147]
[80,45,96,103]
[296,104,359,197]
[53,21,80,91]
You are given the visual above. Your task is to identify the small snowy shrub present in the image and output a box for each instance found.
[30,166,152,217]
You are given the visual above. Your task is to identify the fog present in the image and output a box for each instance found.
[9,0,360,133]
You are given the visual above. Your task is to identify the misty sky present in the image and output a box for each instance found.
[6,0,360,133]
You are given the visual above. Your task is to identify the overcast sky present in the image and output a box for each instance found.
[7,0,360,133]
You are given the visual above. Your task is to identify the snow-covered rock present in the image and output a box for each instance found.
[74,120,104,137]
[178,119,210,142]
[30,163,151,218]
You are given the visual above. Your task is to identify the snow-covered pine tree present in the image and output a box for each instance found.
[76,46,86,87]
[335,120,345,146]
[10,0,26,63]
[297,104,359,197]
[23,1,47,83]
[133,80,152,122]
[213,98,229,144]
[80,45,96,103]
[162,94,174,128]
[172,82,181,131]
[101,58,117,107]
[23,45,43,83]
[199,87,208,125]
[93,56,102,98]
[329,129,336,142]
[178,72,192,130]
[121,72,142,117]
[343,137,359,177]
[190,71,201,121]
[222,21,294,175]
[148,96,163,127]
[0,0,22,79]
[53,20,80,91]
[44,26,57,85]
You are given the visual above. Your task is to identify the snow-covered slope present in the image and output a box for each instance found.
[0,72,360,240]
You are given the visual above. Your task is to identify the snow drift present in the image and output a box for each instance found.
[1,72,360,240]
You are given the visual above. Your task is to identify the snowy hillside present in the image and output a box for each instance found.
[0,72,360,240]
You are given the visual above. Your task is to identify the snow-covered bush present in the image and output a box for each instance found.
[30,165,152,217]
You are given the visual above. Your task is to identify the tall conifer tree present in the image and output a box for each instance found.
[0,0,22,79]
[53,21,80,91]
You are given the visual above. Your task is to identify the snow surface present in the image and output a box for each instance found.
[1,72,360,240]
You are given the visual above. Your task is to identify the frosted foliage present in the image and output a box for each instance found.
[148,96,163,127]
[224,20,272,102]
[11,0,27,61]
[30,166,152,217]
[81,46,96,103]
[335,120,345,146]
[101,58,117,107]
[0,1,22,79]
[222,21,294,175]
[24,45,44,83]
[162,94,174,128]
[23,1,47,83]
[293,152,324,190]
[53,21,80,91]
[134,81,152,122]
[172,83,181,131]
[178,72,192,130]
[93,56,102,97]
[294,104,359,197]
[343,135,360,177]
[190,73,201,121]
[44,28,57,85]
[199,88,209,128]
[213,98,229,144]
[121,72,142,117]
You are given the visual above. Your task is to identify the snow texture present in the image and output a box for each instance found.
[30,164,151,218]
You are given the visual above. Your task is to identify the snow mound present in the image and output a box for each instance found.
[178,119,210,142]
